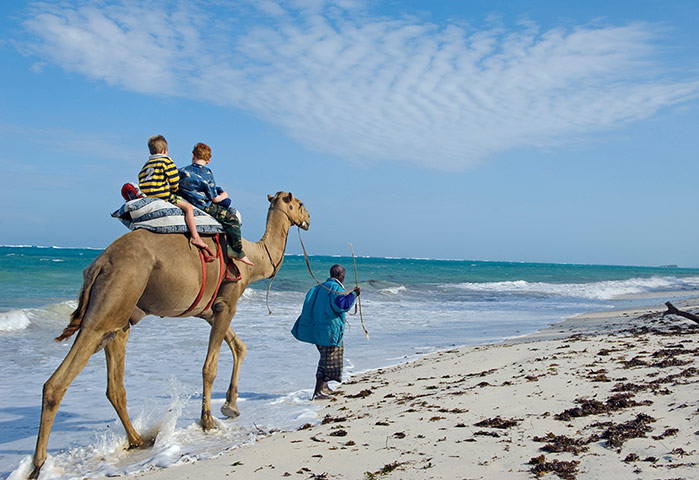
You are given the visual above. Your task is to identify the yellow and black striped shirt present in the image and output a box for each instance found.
[138,155,180,200]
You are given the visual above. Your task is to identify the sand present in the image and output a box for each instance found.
[105,300,699,480]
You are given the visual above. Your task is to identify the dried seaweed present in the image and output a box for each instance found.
[474,416,520,428]
[621,356,649,369]
[652,357,692,368]
[529,455,579,480]
[611,382,646,393]
[532,433,597,455]
[652,428,679,440]
[321,415,347,424]
[347,389,373,398]
[365,461,404,479]
[597,413,656,448]
[438,407,468,413]
[555,393,651,421]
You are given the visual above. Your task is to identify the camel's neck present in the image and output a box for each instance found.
[246,208,292,283]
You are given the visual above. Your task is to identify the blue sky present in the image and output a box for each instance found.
[1,0,698,266]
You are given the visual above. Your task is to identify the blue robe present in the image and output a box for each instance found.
[291,278,356,347]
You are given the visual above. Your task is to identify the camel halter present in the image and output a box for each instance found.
[263,205,292,314]
[263,240,286,315]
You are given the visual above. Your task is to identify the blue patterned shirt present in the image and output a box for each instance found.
[178,163,218,210]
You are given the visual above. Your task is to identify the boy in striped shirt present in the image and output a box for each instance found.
[138,135,208,251]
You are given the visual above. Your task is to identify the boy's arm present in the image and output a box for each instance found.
[212,191,229,203]
[208,171,225,203]
[164,159,180,193]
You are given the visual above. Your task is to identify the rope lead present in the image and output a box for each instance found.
[297,229,369,340]
[350,243,369,340]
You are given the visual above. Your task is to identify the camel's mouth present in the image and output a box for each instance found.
[300,220,310,230]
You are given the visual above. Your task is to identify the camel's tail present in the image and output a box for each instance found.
[56,263,102,342]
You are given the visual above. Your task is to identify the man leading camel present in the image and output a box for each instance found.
[291,264,360,399]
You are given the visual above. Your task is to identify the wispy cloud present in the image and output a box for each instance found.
[18,1,699,170]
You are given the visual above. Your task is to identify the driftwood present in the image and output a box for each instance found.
[663,302,699,325]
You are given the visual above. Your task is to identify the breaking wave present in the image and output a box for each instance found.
[454,276,699,300]
[0,309,31,332]
[0,301,78,332]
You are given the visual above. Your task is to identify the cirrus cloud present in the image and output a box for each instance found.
[19,0,699,170]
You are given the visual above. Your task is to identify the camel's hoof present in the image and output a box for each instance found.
[128,437,154,450]
[221,402,240,418]
[29,466,41,480]
[201,411,216,431]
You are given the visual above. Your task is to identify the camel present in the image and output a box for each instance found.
[29,191,310,479]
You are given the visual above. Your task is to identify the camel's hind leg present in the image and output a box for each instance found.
[30,327,112,479]
[104,326,146,448]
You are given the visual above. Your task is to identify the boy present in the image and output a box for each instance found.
[138,135,208,251]
[178,142,254,266]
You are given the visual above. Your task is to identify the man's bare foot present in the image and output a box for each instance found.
[237,256,254,266]
[312,392,330,400]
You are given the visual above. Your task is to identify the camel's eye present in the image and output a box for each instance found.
[289,205,294,210]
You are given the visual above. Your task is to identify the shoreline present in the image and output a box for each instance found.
[94,296,699,480]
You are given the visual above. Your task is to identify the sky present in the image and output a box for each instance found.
[1,0,698,267]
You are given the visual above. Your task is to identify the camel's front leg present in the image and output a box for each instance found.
[221,331,246,418]
[203,317,247,418]
[104,326,146,448]
[201,301,236,430]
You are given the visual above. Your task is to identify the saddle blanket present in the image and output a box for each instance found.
[112,197,225,234]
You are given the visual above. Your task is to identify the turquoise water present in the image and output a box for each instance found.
[2,245,699,479]
[3,245,698,310]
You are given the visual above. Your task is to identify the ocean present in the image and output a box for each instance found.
[3,245,699,479]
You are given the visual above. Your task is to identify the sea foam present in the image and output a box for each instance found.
[0,309,31,332]
[453,276,699,300]
[379,285,407,295]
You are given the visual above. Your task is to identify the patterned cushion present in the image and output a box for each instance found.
[111,197,224,234]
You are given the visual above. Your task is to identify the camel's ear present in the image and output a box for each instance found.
[268,194,274,203]
[283,192,293,203]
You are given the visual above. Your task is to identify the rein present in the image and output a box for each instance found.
[264,206,290,314]
[349,243,368,340]
[297,228,355,295]
[264,240,286,314]
[297,228,369,340]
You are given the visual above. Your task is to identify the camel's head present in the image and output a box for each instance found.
[268,191,310,230]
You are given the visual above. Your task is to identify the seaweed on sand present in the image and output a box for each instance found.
[529,455,579,480]
[532,433,597,455]
[555,393,651,421]
[473,416,521,428]
[592,413,656,448]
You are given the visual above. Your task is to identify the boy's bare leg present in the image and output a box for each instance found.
[177,201,208,249]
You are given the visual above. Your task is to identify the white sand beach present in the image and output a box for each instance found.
[100,299,699,480]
